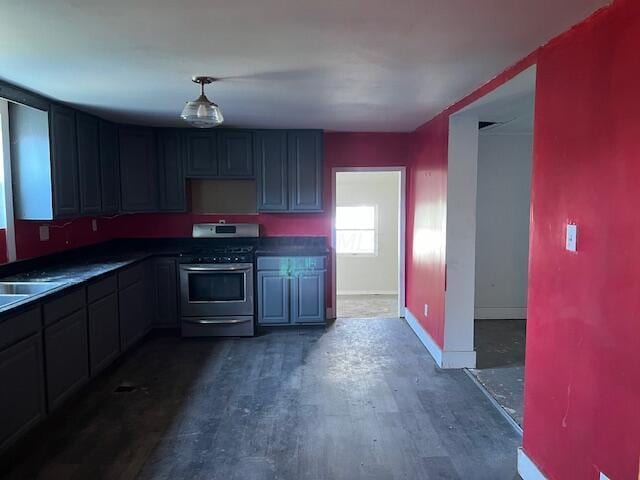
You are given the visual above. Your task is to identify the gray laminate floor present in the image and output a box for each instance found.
[469,320,526,427]
[337,294,398,318]
[1,318,521,480]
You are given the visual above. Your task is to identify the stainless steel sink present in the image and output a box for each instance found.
[0,281,64,296]
[0,294,30,307]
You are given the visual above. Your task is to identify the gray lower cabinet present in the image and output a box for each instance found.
[88,293,120,375]
[44,308,89,411]
[292,271,326,324]
[119,262,153,350]
[153,258,179,327]
[0,332,46,451]
[257,256,326,325]
[257,271,290,325]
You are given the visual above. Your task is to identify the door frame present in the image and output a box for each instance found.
[330,166,407,319]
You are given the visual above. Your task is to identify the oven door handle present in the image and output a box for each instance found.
[183,318,252,325]
[180,264,253,272]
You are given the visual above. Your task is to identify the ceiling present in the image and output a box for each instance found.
[0,0,608,131]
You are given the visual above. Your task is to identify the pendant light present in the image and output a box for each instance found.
[180,76,224,128]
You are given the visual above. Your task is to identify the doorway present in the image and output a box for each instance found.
[443,66,536,430]
[332,168,405,319]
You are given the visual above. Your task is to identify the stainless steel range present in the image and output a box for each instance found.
[179,223,258,337]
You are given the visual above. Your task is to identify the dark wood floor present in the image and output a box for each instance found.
[1,318,521,479]
[470,319,526,426]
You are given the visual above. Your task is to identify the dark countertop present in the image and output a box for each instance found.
[0,236,328,317]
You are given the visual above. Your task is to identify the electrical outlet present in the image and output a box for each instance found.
[424,304,429,316]
[92,219,98,232]
[39,225,49,241]
[566,223,577,252]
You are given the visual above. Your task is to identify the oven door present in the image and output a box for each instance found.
[179,263,254,317]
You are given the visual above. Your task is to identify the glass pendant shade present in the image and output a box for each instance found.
[180,77,224,128]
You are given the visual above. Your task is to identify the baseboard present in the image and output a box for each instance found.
[404,309,443,367]
[474,307,527,320]
[441,350,476,368]
[405,309,476,369]
[517,448,547,480]
[337,290,398,296]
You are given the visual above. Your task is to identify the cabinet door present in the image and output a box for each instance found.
[0,333,45,451]
[50,104,80,217]
[99,121,120,213]
[287,130,323,212]
[119,280,148,351]
[88,293,120,375]
[76,113,102,214]
[44,309,89,411]
[257,271,290,325]
[119,127,158,212]
[291,270,326,324]
[255,131,288,211]
[153,258,179,327]
[157,129,186,211]
[185,131,217,177]
[218,130,253,177]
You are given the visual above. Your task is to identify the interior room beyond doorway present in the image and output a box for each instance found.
[335,170,401,319]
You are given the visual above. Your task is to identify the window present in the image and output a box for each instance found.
[336,205,377,255]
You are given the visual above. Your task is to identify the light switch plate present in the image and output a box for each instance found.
[39,225,49,241]
[566,224,577,252]
[92,219,98,232]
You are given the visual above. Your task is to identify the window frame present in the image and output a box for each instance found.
[335,204,379,257]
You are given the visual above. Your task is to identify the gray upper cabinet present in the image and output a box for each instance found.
[185,130,217,177]
[50,104,81,217]
[218,130,254,177]
[0,332,45,452]
[157,129,186,211]
[99,121,120,213]
[288,130,323,212]
[76,112,102,214]
[119,127,158,212]
[255,130,288,212]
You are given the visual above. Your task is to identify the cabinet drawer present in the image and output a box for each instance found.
[118,262,146,289]
[257,256,326,271]
[43,288,85,326]
[87,274,117,303]
[0,307,41,351]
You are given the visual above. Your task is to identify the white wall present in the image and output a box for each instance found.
[474,132,533,319]
[336,171,399,295]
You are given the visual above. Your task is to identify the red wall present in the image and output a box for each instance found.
[523,1,640,478]
[405,1,639,478]
[406,115,448,347]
